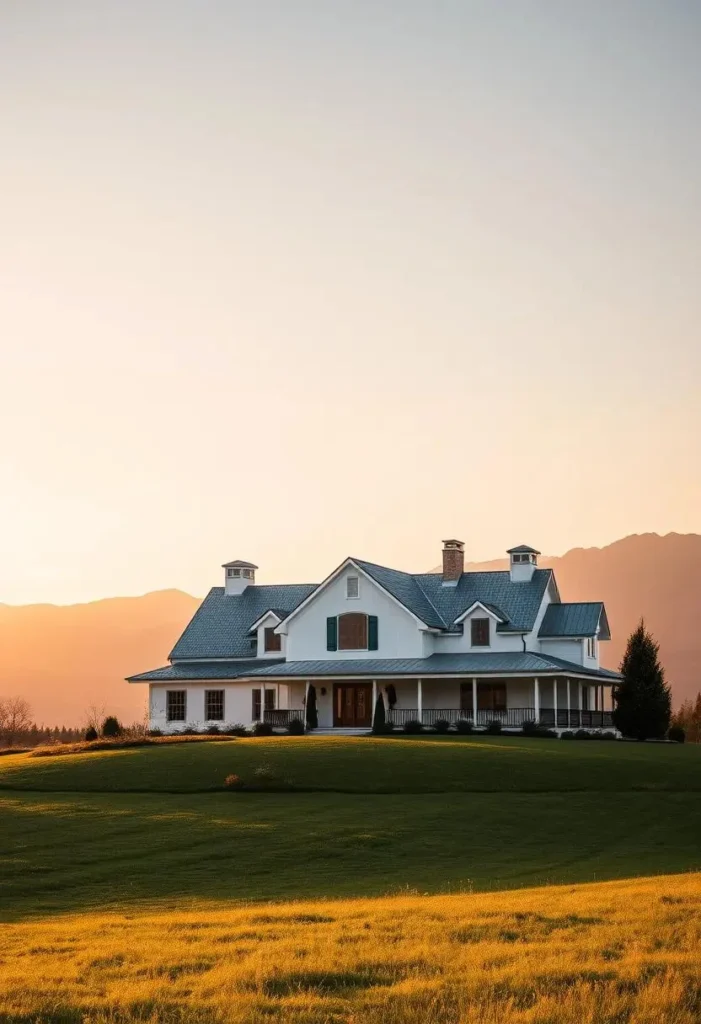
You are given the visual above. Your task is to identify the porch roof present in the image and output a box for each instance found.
[127,652,621,684]
[247,652,621,681]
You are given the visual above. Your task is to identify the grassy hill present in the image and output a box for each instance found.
[2,736,700,1022]
[2,873,700,1024]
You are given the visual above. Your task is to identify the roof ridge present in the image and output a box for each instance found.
[412,575,448,629]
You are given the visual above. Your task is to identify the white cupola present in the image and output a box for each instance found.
[507,544,540,583]
[223,559,258,595]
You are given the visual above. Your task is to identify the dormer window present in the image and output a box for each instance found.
[471,618,490,647]
[346,575,360,599]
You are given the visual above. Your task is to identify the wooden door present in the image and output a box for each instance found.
[334,683,373,727]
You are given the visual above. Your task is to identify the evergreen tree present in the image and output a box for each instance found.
[305,685,318,730]
[372,694,386,734]
[613,620,671,740]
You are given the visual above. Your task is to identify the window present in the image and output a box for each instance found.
[227,567,241,578]
[205,689,224,721]
[167,690,186,722]
[477,683,506,712]
[264,627,281,652]
[471,618,490,647]
[252,688,275,721]
[586,637,597,659]
[346,575,360,599]
[338,612,368,650]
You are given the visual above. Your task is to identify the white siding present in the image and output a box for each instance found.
[283,565,425,661]
[539,638,585,665]
[149,681,281,732]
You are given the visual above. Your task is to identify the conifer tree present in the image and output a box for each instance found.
[372,694,386,734]
[613,620,671,740]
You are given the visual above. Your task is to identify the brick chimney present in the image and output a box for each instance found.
[442,539,465,586]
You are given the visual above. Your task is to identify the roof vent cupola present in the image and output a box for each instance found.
[441,539,465,586]
[223,559,258,596]
[507,544,539,583]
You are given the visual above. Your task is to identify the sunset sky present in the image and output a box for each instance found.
[1,1,700,605]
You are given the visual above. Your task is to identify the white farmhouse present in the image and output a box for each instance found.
[128,541,619,732]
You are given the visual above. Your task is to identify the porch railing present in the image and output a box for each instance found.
[263,709,304,728]
[385,707,614,730]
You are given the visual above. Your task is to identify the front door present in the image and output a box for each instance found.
[333,683,373,728]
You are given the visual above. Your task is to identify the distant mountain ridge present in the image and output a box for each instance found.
[0,533,698,724]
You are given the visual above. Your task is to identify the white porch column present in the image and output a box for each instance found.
[566,678,571,728]
[472,678,477,724]
[417,678,423,724]
[304,680,310,730]
[261,680,266,722]
[553,678,558,728]
[534,677,540,723]
[578,680,583,724]
[372,679,377,715]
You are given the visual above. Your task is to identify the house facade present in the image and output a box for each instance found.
[127,541,620,732]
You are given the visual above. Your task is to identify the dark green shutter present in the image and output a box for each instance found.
[368,615,378,651]
[326,616,338,651]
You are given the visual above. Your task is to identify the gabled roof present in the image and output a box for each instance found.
[352,559,444,628]
[506,544,541,555]
[539,602,611,640]
[169,584,317,660]
[222,559,258,569]
[413,569,552,633]
[453,600,508,625]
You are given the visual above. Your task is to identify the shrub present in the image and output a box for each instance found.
[253,721,274,737]
[403,719,423,734]
[382,719,394,733]
[574,729,592,740]
[521,719,539,736]
[182,726,199,736]
[101,716,122,738]
[205,725,221,735]
[668,725,686,743]
[148,728,163,737]
[287,718,305,735]
[485,719,502,735]
[225,724,248,737]
[560,730,575,740]
[455,719,473,734]
[224,773,243,790]
[84,726,98,742]
[433,719,451,734]
[599,730,618,741]
[372,694,387,735]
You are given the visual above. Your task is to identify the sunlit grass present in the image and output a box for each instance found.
[1,873,701,1022]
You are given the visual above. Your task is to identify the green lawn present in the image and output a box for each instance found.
[1,737,700,922]
[1,733,699,794]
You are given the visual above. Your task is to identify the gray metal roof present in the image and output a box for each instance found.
[539,602,611,640]
[166,559,557,661]
[413,569,552,632]
[169,584,317,660]
[250,652,620,680]
[128,652,620,683]
[127,659,283,682]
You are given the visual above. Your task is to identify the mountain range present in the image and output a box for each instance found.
[0,533,698,725]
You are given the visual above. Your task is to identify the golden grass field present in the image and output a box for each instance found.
[2,872,701,1024]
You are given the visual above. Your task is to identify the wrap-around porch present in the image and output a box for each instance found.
[263,676,615,731]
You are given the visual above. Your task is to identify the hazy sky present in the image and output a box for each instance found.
[1,1,700,604]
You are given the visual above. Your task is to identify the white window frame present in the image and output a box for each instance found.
[346,575,360,600]
[166,690,187,722]
[204,689,225,721]
[586,637,598,659]
[227,567,241,578]
[470,617,491,648]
